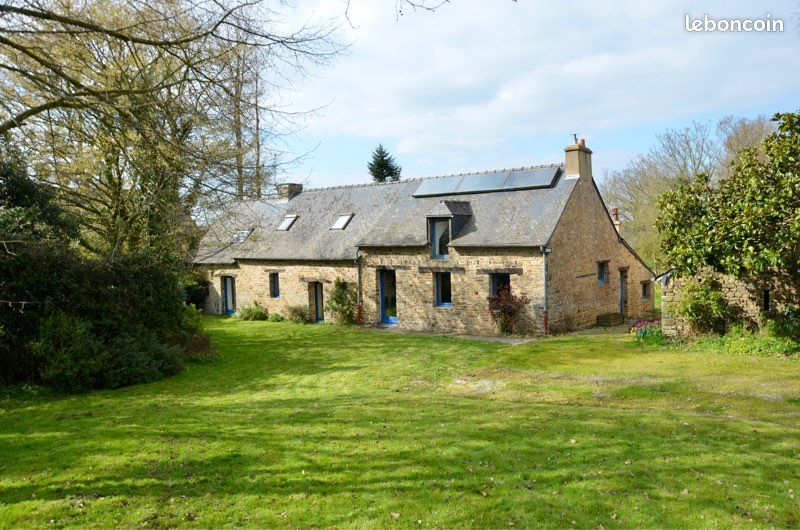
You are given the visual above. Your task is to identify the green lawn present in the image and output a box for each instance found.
[2,319,800,528]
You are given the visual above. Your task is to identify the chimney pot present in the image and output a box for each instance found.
[564,139,593,179]
[611,206,621,233]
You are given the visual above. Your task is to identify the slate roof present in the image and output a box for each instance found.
[194,163,576,264]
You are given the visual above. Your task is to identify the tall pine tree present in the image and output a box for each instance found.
[368,144,402,182]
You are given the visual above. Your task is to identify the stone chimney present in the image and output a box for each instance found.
[564,138,593,179]
[275,183,303,200]
[610,206,621,233]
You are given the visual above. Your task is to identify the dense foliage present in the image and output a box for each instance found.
[286,305,312,324]
[367,144,402,183]
[657,112,800,280]
[487,287,529,335]
[630,319,665,346]
[327,278,361,325]
[0,143,212,392]
[675,275,739,334]
[237,300,269,321]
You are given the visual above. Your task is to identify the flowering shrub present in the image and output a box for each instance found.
[630,319,665,346]
[487,287,529,335]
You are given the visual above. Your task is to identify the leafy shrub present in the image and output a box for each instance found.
[0,142,208,392]
[487,286,529,335]
[630,319,665,346]
[691,325,800,358]
[772,306,800,341]
[268,312,286,323]
[327,278,361,325]
[181,269,209,308]
[237,300,269,321]
[677,275,737,334]
[174,305,216,362]
[286,305,312,324]
[28,313,188,393]
[29,313,105,393]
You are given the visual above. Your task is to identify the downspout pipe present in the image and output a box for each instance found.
[354,247,362,305]
[540,245,550,334]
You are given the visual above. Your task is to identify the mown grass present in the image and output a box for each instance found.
[1,318,799,528]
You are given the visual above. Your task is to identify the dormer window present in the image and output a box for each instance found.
[430,218,450,259]
[229,228,253,244]
[331,213,354,230]
[276,214,298,231]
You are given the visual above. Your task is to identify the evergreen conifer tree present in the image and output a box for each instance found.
[368,144,402,182]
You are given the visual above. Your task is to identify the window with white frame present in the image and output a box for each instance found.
[331,213,354,230]
[276,214,298,231]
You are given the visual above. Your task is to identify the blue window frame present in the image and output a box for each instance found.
[490,273,511,296]
[430,218,450,259]
[269,273,280,298]
[597,261,609,285]
[434,271,452,307]
[221,276,236,315]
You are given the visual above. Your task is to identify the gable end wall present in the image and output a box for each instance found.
[547,176,654,331]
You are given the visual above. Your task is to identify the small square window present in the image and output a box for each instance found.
[490,273,511,296]
[276,215,298,231]
[641,281,651,300]
[331,213,354,230]
[763,289,770,311]
[434,271,452,307]
[269,273,280,298]
[430,218,450,258]
[597,261,609,284]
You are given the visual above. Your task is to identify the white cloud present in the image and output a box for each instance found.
[280,0,800,185]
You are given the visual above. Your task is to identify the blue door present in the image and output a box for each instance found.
[222,276,236,315]
[380,270,398,325]
[310,282,324,322]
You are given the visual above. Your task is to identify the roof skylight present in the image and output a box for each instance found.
[230,228,253,244]
[276,214,298,231]
[331,213,354,230]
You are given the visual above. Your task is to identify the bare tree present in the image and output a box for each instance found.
[601,116,775,272]
[1,0,342,257]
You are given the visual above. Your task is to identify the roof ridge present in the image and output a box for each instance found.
[301,162,564,193]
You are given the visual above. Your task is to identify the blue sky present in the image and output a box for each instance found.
[281,0,800,188]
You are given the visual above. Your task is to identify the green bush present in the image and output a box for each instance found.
[692,325,800,358]
[174,305,216,362]
[677,275,737,334]
[29,313,105,393]
[327,278,360,325]
[268,312,286,323]
[635,325,666,346]
[286,305,312,324]
[237,300,269,321]
[772,306,800,341]
[28,313,188,393]
[0,141,210,392]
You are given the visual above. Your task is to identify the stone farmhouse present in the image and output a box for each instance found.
[194,140,654,335]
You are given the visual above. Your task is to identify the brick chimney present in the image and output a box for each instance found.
[564,138,593,179]
[275,183,303,200]
[610,206,621,233]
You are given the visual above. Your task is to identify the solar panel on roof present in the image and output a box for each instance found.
[412,175,464,197]
[454,172,508,194]
[502,166,559,190]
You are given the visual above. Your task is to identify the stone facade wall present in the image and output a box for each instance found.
[198,260,357,322]
[661,271,799,337]
[359,246,546,335]
[547,175,655,331]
